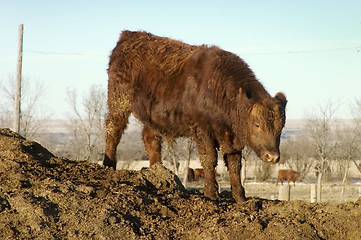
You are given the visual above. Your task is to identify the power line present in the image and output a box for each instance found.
[25,50,107,57]
[240,46,361,56]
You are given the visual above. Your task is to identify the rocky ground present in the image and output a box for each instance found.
[0,128,360,239]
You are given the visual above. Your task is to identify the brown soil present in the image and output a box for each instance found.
[0,128,360,240]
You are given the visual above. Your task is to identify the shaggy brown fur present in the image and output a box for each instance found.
[104,30,287,203]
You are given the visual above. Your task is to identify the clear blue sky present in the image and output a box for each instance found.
[1,0,360,119]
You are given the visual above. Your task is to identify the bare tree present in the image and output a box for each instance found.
[350,99,361,174]
[334,125,359,180]
[335,124,360,200]
[280,134,314,181]
[64,85,107,162]
[161,141,180,175]
[182,138,194,187]
[0,76,14,128]
[254,161,274,182]
[305,101,339,202]
[117,133,146,162]
[246,147,274,182]
[241,146,253,185]
[0,75,51,140]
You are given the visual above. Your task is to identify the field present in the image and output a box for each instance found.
[225,182,359,203]
[185,180,361,205]
[245,182,360,203]
[0,128,360,239]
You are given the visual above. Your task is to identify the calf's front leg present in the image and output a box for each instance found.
[225,152,246,203]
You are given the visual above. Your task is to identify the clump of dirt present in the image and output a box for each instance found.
[0,128,360,239]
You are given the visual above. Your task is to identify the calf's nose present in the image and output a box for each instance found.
[264,152,280,163]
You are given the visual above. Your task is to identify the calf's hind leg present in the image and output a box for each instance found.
[142,126,162,166]
[194,132,219,200]
[104,107,131,169]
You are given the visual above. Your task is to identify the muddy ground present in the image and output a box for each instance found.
[0,128,360,240]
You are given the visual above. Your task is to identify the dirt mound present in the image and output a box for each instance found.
[0,128,360,239]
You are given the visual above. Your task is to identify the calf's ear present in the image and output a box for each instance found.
[275,92,287,108]
[237,88,251,105]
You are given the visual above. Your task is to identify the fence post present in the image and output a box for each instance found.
[310,184,317,203]
[278,185,290,201]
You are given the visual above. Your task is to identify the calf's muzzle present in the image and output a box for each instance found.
[263,151,280,163]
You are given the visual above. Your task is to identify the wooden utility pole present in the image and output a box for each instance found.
[14,24,23,134]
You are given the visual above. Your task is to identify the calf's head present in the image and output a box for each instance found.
[246,92,287,163]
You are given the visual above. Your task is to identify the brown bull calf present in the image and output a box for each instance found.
[104,31,287,203]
